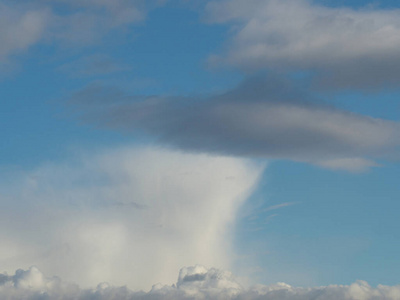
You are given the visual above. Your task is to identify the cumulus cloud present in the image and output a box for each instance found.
[1,265,400,299]
[205,0,400,89]
[69,77,400,171]
[0,146,263,290]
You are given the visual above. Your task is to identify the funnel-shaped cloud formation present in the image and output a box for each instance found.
[206,0,400,89]
[0,147,264,290]
[1,265,400,300]
[70,77,400,171]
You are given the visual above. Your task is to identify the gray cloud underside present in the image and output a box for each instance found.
[71,77,400,171]
[205,0,400,89]
[1,265,399,300]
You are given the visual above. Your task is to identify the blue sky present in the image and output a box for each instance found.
[1,0,400,298]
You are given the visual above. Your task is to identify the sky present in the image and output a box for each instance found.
[1,0,400,299]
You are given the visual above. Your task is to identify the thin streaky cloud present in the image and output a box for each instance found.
[261,202,297,213]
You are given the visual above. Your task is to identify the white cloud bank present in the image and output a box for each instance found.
[206,0,400,88]
[0,146,264,291]
[1,265,399,300]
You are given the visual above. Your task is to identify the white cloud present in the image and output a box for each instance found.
[206,0,400,88]
[1,265,400,299]
[0,146,264,290]
[176,265,242,297]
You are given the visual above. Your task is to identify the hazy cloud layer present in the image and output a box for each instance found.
[0,146,263,290]
[205,0,400,89]
[1,265,400,300]
[70,77,400,171]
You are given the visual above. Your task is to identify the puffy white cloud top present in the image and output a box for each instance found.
[1,265,399,300]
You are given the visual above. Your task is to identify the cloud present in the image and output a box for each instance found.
[0,3,49,62]
[46,0,151,45]
[1,265,400,299]
[0,0,160,63]
[0,146,264,290]
[205,0,400,89]
[314,157,380,173]
[69,77,400,171]
[261,202,296,213]
[59,54,130,77]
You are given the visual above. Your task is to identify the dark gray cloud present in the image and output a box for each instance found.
[1,265,399,300]
[205,0,400,89]
[69,76,400,171]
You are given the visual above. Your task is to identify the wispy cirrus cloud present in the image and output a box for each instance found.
[68,76,400,171]
[261,202,297,213]
[205,0,400,89]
